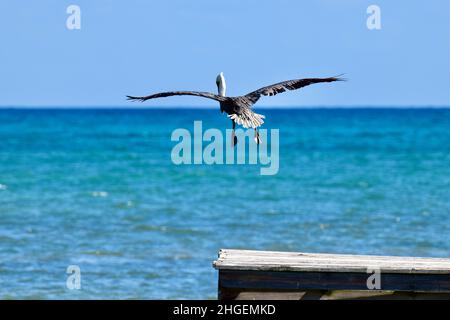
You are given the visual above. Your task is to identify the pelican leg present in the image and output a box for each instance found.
[231,120,238,147]
[254,128,260,144]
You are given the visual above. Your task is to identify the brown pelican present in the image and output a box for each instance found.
[127,73,343,145]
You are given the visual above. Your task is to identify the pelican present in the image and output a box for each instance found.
[127,73,343,145]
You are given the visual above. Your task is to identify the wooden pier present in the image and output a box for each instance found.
[213,249,450,300]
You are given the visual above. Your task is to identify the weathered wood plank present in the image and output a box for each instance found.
[214,249,450,300]
[214,249,450,274]
[218,249,450,263]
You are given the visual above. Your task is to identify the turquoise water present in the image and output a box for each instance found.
[0,108,450,299]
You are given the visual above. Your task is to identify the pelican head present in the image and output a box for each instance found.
[216,72,226,97]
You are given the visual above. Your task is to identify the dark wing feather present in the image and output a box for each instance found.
[243,76,345,105]
[127,91,225,102]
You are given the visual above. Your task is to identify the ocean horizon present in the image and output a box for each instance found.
[1,107,450,299]
[2,106,450,109]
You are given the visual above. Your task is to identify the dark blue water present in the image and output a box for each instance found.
[0,108,449,299]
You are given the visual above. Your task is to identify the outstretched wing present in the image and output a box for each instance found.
[242,76,345,106]
[127,91,226,102]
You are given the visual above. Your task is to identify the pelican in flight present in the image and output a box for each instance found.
[127,73,343,145]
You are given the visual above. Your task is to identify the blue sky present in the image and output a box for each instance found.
[1,0,449,107]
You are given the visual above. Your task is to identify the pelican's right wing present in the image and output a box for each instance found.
[242,76,345,106]
[127,91,226,102]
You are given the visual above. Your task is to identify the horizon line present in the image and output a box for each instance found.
[1,105,450,109]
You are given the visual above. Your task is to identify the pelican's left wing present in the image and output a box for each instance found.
[127,91,226,102]
[241,76,345,106]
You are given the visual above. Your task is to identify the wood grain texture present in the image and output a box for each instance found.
[214,249,450,274]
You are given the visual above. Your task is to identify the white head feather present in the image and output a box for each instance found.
[216,72,226,97]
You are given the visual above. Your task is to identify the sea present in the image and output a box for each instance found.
[0,108,449,299]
